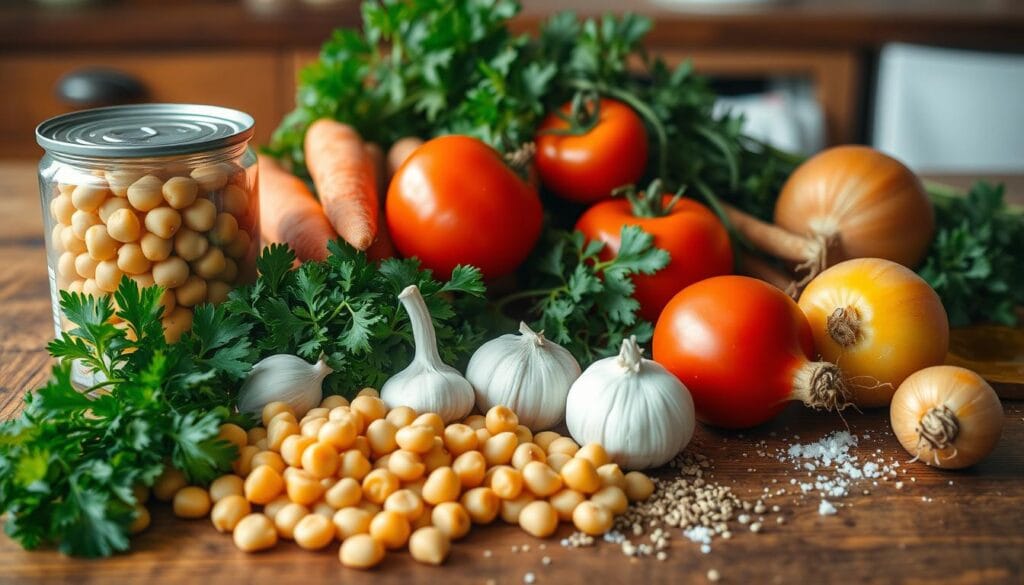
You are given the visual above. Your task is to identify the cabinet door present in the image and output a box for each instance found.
[0,51,286,158]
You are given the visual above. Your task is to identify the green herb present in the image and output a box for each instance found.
[224,240,488,395]
[0,280,253,557]
[919,182,1024,326]
[496,225,669,364]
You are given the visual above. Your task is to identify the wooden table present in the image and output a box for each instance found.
[0,160,1022,584]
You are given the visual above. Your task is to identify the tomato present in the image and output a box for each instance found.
[386,135,543,280]
[535,98,648,204]
[798,258,949,408]
[575,195,733,322]
[653,275,848,429]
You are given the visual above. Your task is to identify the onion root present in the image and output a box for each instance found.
[793,361,853,415]
[913,405,960,465]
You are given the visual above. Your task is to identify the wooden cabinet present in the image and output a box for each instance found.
[0,51,288,158]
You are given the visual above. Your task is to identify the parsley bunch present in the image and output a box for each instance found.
[0,280,253,557]
[224,241,488,395]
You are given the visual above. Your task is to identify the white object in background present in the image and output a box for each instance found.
[715,90,824,156]
[873,43,1024,173]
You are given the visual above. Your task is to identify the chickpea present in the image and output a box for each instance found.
[485,405,519,435]
[247,427,267,446]
[560,457,601,494]
[299,406,329,423]
[104,170,141,198]
[321,395,349,410]
[403,477,426,497]
[143,207,182,240]
[422,438,452,472]
[511,443,547,470]
[489,466,524,500]
[162,305,193,342]
[358,499,383,517]
[412,505,434,530]
[161,176,199,209]
[412,413,445,437]
[547,437,580,457]
[369,510,411,550]
[116,243,151,275]
[422,467,461,505]
[71,209,101,239]
[152,257,189,289]
[302,442,339,479]
[590,486,628,515]
[274,502,309,540]
[498,492,536,525]
[171,486,210,519]
[317,419,357,451]
[596,463,627,490]
[174,228,208,262]
[384,489,424,522]
[51,193,76,224]
[232,445,260,477]
[451,450,487,489]
[289,513,333,551]
[395,424,436,454]
[191,247,226,280]
[106,208,142,243]
[82,278,103,297]
[94,259,124,293]
[339,449,372,481]
[191,163,229,192]
[266,418,299,452]
[514,424,534,445]
[320,477,360,510]
[623,471,655,502]
[206,280,231,305]
[333,507,373,540]
[461,487,500,525]
[362,469,400,504]
[483,431,519,467]
[212,423,245,451]
[549,488,586,522]
[181,197,217,232]
[431,502,471,540]
[74,253,99,279]
[61,225,88,254]
[220,184,248,215]
[408,526,450,566]
[130,504,151,534]
[233,513,278,552]
[462,414,486,430]
[66,280,84,294]
[366,419,398,457]
[209,474,245,503]
[300,417,328,439]
[518,500,558,538]
[442,423,478,456]
[97,195,130,223]
[152,466,187,501]
[329,407,364,434]
[71,183,108,212]
[244,465,284,504]
[209,494,250,533]
[251,451,285,475]
[139,233,171,262]
[576,443,611,468]
[133,484,150,505]
[572,501,613,536]
[352,436,372,460]
[262,402,296,427]
[173,275,206,307]
[339,533,385,569]
[57,251,77,281]
[85,224,118,261]
[388,449,425,482]
[127,175,165,212]
[351,395,387,425]
[286,470,324,506]
[522,461,563,497]
[357,387,379,398]
[474,428,492,445]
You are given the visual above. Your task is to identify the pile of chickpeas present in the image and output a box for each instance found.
[47,162,257,341]
[139,390,655,569]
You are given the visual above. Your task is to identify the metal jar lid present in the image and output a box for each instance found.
[35,103,255,158]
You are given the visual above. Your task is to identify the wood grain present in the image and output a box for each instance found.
[0,161,1022,584]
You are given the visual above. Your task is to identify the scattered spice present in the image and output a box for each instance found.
[707,569,722,582]
[524,572,537,584]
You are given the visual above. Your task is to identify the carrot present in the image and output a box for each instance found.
[257,154,337,262]
[737,251,799,298]
[304,119,378,251]
[386,137,424,184]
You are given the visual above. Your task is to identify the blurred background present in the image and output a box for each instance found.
[1,0,1023,172]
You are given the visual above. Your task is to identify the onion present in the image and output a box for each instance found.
[890,365,1003,469]
[798,258,949,407]
[725,146,934,288]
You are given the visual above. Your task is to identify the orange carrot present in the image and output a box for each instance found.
[257,154,337,262]
[386,137,424,184]
[304,119,378,251]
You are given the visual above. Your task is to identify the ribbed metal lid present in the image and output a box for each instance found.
[36,104,255,158]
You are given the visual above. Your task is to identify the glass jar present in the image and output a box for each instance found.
[36,104,259,384]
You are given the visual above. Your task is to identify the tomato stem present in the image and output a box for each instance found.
[540,91,603,137]
[614,179,687,218]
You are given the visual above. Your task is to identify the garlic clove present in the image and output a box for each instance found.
[238,354,333,418]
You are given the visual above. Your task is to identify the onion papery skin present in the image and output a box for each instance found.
[798,258,949,408]
[774,145,935,269]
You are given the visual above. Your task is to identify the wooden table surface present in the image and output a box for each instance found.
[1,160,1022,584]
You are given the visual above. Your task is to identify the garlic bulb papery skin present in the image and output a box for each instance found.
[237,354,333,418]
[565,336,695,470]
[381,284,475,423]
[466,321,581,431]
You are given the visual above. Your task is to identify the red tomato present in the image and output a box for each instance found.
[575,196,733,322]
[386,135,543,280]
[653,276,847,429]
[535,98,648,204]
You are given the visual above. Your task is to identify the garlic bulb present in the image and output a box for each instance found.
[466,322,581,431]
[381,285,474,423]
[565,336,695,470]
[237,354,332,418]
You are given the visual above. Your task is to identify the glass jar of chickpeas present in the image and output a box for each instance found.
[36,104,259,383]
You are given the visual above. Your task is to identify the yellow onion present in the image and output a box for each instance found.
[890,365,1003,469]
